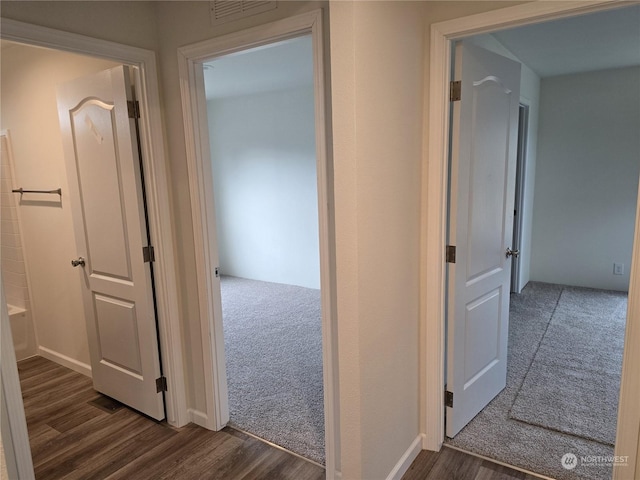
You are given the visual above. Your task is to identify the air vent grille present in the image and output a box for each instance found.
[210,1,277,25]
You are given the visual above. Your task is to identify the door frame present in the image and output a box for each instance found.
[0,18,188,428]
[421,1,640,478]
[510,103,529,294]
[177,9,339,478]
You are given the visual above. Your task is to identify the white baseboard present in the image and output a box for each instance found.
[188,408,209,428]
[38,346,91,377]
[385,434,424,480]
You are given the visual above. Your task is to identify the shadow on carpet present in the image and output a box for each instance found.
[221,276,325,465]
[446,282,627,480]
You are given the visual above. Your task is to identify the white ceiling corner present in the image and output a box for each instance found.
[492,4,640,77]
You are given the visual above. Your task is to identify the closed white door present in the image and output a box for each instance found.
[446,42,521,437]
[57,66,164,420]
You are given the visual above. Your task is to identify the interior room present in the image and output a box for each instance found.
[0,40,120,373]
[203,35,325,465]
[446,6,640,480]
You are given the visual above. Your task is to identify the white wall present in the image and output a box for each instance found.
[531,67,640,291]
[330,1,427,477]
[207,87,320,289]
[0,42,119,374]
[1,133,37,360]
[468,33,541,291]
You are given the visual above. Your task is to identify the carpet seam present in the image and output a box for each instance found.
[508,286,623,446]
[507,287,564,418]
[508,416,615,448]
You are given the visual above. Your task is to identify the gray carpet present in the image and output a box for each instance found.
[510,287,626,446]
[220,275,325,465]
[447,282,627,480]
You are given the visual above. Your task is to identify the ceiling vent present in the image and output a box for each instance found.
[210,1,277,26]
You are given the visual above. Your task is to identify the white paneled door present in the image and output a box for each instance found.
[446,42,521,437]
[57,66,164,420]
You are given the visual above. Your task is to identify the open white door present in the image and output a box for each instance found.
[57,66,165,420]
[446,42,520,437]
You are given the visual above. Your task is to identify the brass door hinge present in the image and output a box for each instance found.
[450,81,461,102]
[446,245,456,264]
[156,376,167,393]
[127,100,140,119]
[445,390,453,408]
[143,246,155,263]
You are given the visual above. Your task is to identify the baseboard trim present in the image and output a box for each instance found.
[385,434,424,480]
[422,430,442,451]
[188,408,209,428]
[38,346,91,377]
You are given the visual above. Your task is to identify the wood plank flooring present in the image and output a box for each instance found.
[19,356,547,480]
[18,356,324,480]
[402,447,545,480]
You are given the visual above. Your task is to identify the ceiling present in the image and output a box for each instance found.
[493,4,640,77]
[203,5,639,99]
[203,35,313,100]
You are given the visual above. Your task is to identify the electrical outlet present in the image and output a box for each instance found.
[614,263,624,275]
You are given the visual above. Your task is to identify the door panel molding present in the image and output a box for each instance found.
[422,3,640,479]
[446,42,520,438]
[177,9,340,479]
[0,18,187,427]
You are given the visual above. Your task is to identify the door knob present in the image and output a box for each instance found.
[506,248,519,258]
[71,257,86,267]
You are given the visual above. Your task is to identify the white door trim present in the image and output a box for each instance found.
[0,18,188,428]
[511,104,529,294]
[177,9,339,478]
[422,2,640,478]
[1,281,35,479]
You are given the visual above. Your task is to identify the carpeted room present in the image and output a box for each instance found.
[220,276,324,464]
[447,282,627,480]
[202,35,326,465]
[448,8,639,480]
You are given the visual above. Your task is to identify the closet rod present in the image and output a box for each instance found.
[12,187,62,196]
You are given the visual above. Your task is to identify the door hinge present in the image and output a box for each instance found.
[156,376,167,393]
[446,245,456,264]
[445,390,454,408]
[450,80,461,102]
[127,100,140,119]
[143,245,155,263]
[215,267,220,278]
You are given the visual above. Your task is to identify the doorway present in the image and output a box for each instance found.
[0,19,186,429]
[177,9,338,476]
[445,30,638,476]
[424,1,637,478]
[203,35,325,464]
[511,103,528,294]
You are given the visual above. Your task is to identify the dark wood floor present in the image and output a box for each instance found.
[18,356,324,479]
[19,356,546,480]
[402,447,544,480]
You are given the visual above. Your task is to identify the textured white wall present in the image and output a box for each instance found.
[531,67,640,291]
[1,42,118,373]
[207,87,320,289]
